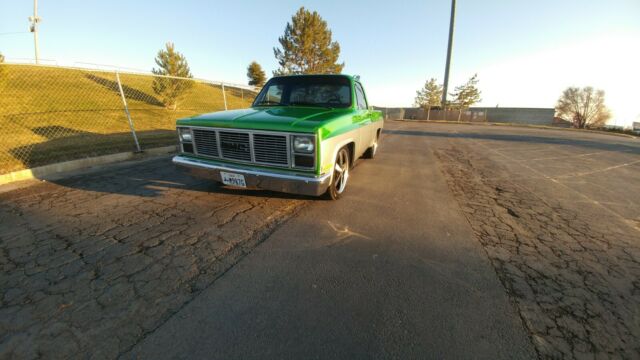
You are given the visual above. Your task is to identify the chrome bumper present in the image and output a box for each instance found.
[172,155,331,196]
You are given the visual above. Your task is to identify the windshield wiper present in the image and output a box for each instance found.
[289,102,334,109]
[254,100,284,106]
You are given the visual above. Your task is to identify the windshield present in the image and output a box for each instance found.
[252,75,352,108]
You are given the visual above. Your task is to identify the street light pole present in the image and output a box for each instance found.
[29,0,42,64]
[441,0,456,109]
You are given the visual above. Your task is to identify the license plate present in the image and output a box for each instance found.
[220,172,247,188]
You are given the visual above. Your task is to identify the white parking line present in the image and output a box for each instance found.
[468,139,640,234]
[554,159,640,179]
[524,150,614,162]
[492,145,555,153]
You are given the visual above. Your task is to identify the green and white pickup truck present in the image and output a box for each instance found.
[173,74,383,199]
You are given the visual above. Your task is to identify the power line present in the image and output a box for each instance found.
[0,31,30,36]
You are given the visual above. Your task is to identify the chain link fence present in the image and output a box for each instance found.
[376,106,555,125]
[377,107,488,122]
[0,63,258,175]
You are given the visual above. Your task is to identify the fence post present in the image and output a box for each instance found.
[221,82,228,110]
[115,71,141,152]
[241,88,244,102]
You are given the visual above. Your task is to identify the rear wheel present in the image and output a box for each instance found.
[363,131,380,159]
[325,147,350,200]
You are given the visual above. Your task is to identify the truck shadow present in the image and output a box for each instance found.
[50,157,218,197]
[7,125,324,199]
[213,186,313,200]
[50,157,314,199]
[6,126,316,199]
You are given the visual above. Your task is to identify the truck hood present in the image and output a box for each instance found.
[176,107,351,133]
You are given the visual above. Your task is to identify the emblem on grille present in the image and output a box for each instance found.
[221,140,249,153]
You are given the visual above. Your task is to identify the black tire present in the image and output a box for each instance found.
[363,131,380,159]
[324,147,351,200]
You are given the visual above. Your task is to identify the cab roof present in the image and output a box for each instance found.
[271,74,357,81]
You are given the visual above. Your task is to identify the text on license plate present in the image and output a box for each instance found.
[220,172,247,188]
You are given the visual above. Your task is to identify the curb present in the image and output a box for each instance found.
[0,146,177,186]
[391,119,639,139]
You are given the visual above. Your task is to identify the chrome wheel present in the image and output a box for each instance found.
[324,146,351,200]
[334,148,350,194]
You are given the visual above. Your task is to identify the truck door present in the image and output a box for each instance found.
[354,82,373,157]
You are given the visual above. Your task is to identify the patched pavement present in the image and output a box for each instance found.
[1,121,639,359]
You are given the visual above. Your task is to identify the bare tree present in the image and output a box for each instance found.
[556,87,611,128]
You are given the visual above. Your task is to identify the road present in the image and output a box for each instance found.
[1,121,639,359]
[130,121,536,359]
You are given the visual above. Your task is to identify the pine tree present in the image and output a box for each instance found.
[273,7,344,75]
[450,74,481,121]
[151,42,194,110]
[414,78,443,120]
[246,61,266,87]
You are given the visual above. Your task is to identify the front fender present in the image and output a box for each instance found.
[319,131,358,176]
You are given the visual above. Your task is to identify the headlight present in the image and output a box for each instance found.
[179,128,192,142]
[293,135,314,153]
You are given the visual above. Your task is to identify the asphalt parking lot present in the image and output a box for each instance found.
[1,121,639,359]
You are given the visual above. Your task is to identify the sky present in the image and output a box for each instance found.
[1,0,639,126]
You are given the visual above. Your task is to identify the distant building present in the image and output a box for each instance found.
[553,117,572,128]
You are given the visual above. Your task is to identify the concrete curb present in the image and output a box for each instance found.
[0,146,177,186]
[391,119,639,139]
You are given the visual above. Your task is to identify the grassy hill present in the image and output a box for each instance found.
[0,64,256,174]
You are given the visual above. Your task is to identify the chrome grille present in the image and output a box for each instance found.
[192,129,219,157]
[184,127,304,169]
[219,131,251,161]
[253,134,288,165]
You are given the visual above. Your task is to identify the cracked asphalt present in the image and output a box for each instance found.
[0,161,307,359]
[431,125,640,359]
[1,121,639,359]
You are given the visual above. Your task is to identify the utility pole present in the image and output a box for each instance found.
[441,0,456,109]
[29,0,42,64]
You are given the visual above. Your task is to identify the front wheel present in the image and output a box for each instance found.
[325,147,350,200]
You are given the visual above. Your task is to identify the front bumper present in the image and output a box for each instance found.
[173,155,332,196]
